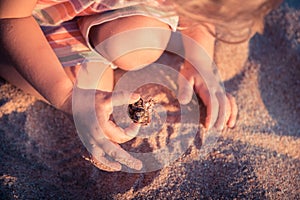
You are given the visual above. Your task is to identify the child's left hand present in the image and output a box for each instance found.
[177,19,238,130]
[177,61,238,130]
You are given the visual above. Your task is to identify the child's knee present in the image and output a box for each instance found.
[112,47,166,71]
[89,15,171,70]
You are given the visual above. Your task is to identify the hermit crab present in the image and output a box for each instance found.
[128,98,156,126]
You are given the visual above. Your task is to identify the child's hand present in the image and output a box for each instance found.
[94,90,141,143]
[178,19,238,130]
[177,61,238,130]
[72,87,143,171]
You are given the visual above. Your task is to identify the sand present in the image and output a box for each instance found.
[0,1,299,199]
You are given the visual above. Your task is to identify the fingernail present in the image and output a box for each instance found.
[178,95,189,105]
[111,163,122,171]
[217,125,224,131]
[229,121,235,128]
[126,125,140,138]
[206,120,212,130]
[134,160,143,170]
[131,93,140,100]
[126,132,138,138]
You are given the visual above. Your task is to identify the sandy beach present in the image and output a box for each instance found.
[0,1,299,199]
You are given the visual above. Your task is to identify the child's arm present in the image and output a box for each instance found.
[0,0,73,111]
[178,18,238,130]
[0,0,142,171]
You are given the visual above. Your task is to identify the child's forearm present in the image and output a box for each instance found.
[0,16,73,112]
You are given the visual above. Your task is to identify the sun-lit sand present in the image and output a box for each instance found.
[0,2,299,199]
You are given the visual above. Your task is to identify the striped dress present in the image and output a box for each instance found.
[33,0,178,67]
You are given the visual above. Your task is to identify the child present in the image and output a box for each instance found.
[0,0,281,171]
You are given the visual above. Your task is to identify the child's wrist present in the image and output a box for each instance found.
[49,80,74,115]
[57,91,73,116]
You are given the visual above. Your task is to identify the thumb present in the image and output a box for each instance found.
[177,72,194,105]
[112,91,140,106]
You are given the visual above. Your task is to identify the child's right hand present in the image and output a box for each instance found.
[69,87,143,171]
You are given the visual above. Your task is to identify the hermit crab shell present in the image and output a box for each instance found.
[128,98,154,126]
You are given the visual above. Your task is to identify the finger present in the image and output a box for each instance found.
[224,97,231,125]
[124,123,141,138]
[89,145,122,171]
[101,121,135,143]
[195,85,219,129]
[82,155,118,172]
[105,142,143,170]
[214,92,227,130]
[177,71,194,105]
[112,91,140,106]
[204,93,219,129]
[226,94,238,128]
[91,155,122,171]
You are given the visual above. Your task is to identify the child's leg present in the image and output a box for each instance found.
[0,15,171,102]
[89,15,172,71]
[63,15,171,92]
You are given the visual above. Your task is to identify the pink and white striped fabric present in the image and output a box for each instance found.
[33,0,179,67]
